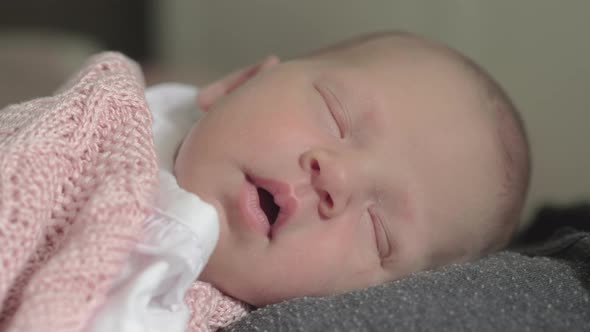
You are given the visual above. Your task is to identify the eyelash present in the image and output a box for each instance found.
[315,84,346,138]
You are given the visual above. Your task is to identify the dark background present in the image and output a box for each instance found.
[0,0,154,61]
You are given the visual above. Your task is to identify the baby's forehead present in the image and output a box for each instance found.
[315,33,449,67]
[318,38,472,92]
[308,35,493,133]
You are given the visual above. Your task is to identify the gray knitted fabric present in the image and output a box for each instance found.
[223,227,590,332]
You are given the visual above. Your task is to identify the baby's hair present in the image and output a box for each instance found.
[307,30,531,257]
[453,52,531,253]
[410,31,530,255]
[415,34,531,255]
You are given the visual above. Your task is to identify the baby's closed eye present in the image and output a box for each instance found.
[314,82,349,139]
[368,207,392,259]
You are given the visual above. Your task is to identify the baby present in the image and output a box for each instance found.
[174,30,531,306]
[0,31,530,332]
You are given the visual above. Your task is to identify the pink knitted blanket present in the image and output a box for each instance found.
[0,53,247,332]
[0,52,158,331]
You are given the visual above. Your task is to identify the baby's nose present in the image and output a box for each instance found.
[300,149,352,219]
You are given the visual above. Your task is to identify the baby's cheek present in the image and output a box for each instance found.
[311,223,368,266]
[174,141,193,182]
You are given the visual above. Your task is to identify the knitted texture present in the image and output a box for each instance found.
[185,281,250,332]
[0,52,158,332]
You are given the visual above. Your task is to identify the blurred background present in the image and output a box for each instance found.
[1,0,588,227]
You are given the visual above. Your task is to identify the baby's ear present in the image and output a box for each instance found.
[197,55,280,112]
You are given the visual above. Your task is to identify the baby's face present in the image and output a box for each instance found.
[175,42,502,305]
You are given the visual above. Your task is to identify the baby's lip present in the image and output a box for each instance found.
[247,174,297,237]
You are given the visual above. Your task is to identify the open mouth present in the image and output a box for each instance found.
[256,187,280,225]
[241,173,297,237]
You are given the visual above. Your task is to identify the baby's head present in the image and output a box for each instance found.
[174,31,530,306]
